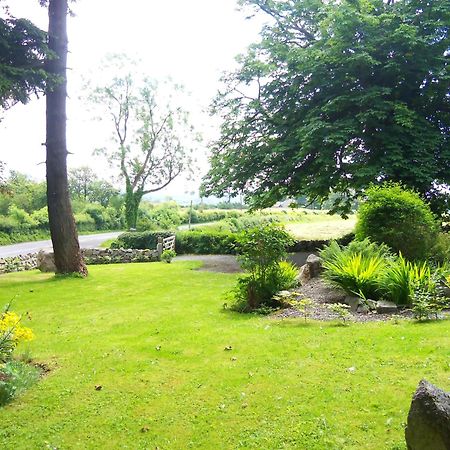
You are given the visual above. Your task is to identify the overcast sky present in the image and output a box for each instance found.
[1,0,265,199]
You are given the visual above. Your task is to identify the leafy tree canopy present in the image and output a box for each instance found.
[0,4,52,109]
[202,0,450,215]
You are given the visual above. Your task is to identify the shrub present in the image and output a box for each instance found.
[355,183,438,260]
[411,288,448,321]
[111,231,174,250]
[161,249,176,263]
[175,231,238,255]
[432,232,450,263]
[232,224,294,311]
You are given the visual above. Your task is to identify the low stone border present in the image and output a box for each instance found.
[0,248,161,274]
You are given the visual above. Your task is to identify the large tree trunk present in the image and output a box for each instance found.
[46,0,87,275]
[124,182,143,229]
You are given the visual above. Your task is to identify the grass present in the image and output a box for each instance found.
[0,262,448,449]
[285,214,356,240]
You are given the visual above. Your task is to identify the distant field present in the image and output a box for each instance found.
[285,214,356,240]
[190,209,357,241]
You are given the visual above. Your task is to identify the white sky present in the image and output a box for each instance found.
[1,0,265,199]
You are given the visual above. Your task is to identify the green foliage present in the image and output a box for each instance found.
[0,263,449,447]
[432,233,450,264]
[232,224,294,310]
[202,0,450,215]
[111,231,174,250]
[411,289,449,321]
[379,256,435,306]
[276,261,298,290]
[356,184,438,260]
[328,304,352,325]
[86,55,197,229]
[292,298,314,322]
[0,14,52,109]
[320,239,390,299]
[175,231,238,255]
[161,249,176,264]
[321,239,439,305]
[0,360,41,406]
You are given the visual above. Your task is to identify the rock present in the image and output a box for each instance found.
[297,264,311,285]
[356,304,370,314]
[344,296,362,312]
[376,300,398,314]
[306,254,322,278]
[37,251,56,273]
[367,299,378,310]
[405,379,450,450]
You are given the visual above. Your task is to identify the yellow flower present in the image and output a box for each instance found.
[0,311,20,332]
[0,311,34,343]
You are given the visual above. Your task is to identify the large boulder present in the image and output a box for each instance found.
[37,251,56,273]
[297,254,323,285]
[306,254,322,278]
[405,379,450,450]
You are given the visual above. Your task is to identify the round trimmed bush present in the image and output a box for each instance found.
[355,184,438,260]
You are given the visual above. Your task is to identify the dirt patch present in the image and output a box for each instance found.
[175,252,314,274]
[174,255,242,273]
[272,277,415,323]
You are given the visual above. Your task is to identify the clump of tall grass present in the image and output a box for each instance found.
[379,256,434,305]
[320,240,439,305]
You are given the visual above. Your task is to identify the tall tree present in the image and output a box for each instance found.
[202,0,450,215]
[88,58,198,229]
[68,166,119,206]
[45,0,87,275]
[0,4,51,111]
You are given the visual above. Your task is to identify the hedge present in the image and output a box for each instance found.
[111,230,355,255]
[111,231,175,250]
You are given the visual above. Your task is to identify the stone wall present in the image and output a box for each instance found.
[0,253,38,274]
[82,248,160,265]
[0,248,160,274]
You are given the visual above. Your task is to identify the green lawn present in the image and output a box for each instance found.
[0,262,449,449]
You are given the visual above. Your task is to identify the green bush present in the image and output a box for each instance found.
[432,232,450,263]
[111,231,174,250]
[355,184,438,260]
[161,249,176,263]
[175,231,238,254]
[232,224,294,311]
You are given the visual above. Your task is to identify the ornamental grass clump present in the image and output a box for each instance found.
[379,255,435,306]
[320,239,390,300]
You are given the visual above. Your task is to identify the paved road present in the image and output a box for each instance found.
[0,232,123,258]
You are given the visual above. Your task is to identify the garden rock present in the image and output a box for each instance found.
[405,379,450,450]
[376,301,398,314]
[37,251,56,272]
[306,254,322,278]
[297,263,311,285]
[367,299,378,310]
[344,295,362,312]
[356,304,370,314]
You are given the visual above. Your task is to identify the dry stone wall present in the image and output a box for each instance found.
[0,248,160,274]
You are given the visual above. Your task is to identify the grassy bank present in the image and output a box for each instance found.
[0,262,448,449]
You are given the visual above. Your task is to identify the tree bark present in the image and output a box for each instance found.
[125,182,143,229]
[46,0,87,275]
